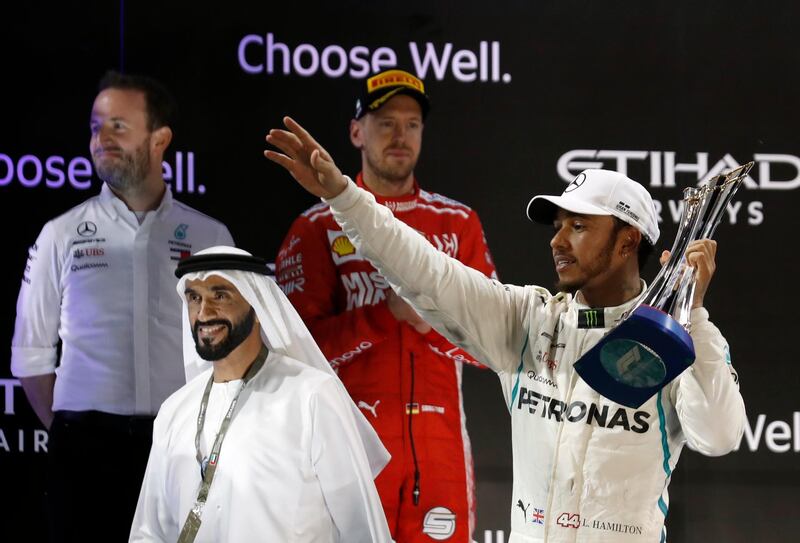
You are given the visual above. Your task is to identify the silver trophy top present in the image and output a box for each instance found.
[637,161,754,328]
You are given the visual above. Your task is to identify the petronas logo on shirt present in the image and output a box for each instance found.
[331,235,356,257]
[174,224,189,240]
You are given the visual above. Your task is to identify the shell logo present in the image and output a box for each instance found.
[331,235,356,257]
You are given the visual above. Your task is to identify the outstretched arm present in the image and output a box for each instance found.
[265,118,532,374]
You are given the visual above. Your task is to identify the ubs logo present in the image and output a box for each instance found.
[73,248,105,259]
[77,221,97,237]
[564,172,586,193]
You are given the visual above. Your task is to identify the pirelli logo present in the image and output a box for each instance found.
[367,70,425,93]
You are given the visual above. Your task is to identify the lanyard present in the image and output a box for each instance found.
[177,346,268,543]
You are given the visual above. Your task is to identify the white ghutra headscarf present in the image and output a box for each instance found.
[175,246,389,476]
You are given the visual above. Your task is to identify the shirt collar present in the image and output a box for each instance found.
[98,182,173,221]
[573,278,647,328]
[356,172,419,213]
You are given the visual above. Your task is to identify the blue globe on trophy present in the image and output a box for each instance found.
[574,162,753,408]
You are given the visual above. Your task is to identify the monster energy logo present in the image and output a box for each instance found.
[578,309,605,328]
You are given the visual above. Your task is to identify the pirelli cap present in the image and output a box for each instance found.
[354,69,430,119]
[527,169,660,245]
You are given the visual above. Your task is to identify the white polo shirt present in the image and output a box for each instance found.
[11,183,234,415]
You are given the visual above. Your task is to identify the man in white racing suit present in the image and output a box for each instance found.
[264,117,746,543]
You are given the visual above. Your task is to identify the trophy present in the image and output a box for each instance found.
[573,162,754,408]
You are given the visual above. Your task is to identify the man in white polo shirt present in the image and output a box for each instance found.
[11,71,233,542]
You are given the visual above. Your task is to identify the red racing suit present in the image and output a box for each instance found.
[276,174,497,542]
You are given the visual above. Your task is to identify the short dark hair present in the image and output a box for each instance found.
[98,71,176,130]
[612,217,654,270]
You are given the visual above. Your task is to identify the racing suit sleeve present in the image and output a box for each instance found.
[275,214,396,369]
[324,179,531,375]
[422,209,499,369]
[668,307,746,456]
[11,221,63,378]
[423,329,486,369]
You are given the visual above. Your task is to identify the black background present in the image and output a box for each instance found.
[2,1,798,541]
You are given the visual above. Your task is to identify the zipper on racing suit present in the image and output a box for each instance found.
[408,351,421,505]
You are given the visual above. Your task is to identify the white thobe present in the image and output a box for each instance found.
[130,350,391,542]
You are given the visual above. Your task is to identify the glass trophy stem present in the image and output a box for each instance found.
[573,162,754,408]
[668,265,696,328]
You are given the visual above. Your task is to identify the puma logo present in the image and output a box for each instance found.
[357,400,380,418]
[516,499,530,521]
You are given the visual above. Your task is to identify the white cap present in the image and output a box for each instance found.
[527,169,660,244]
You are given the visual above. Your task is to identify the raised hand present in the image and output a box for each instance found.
[264,116,348,199]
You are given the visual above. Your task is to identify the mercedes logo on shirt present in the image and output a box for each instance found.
[77,221,98,237]
[564,172,586,193]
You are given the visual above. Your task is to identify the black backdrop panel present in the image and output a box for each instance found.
[2,2,799,541]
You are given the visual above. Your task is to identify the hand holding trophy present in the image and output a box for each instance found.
[574,162,754,408]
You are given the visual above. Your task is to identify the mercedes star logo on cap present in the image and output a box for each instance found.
[564,172,586,193]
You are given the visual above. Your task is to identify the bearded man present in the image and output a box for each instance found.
[130,246,392,543]
[11,71,233,542]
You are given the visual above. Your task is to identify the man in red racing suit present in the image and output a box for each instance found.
[275,70,497,542]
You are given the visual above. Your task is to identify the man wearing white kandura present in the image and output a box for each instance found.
[130,246,392,543]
